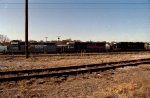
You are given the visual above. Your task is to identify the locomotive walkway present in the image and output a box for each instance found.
[0,58,150,82]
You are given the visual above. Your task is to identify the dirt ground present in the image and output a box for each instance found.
[0,64,149,98]
[0,52,150,98]
[0,52,150,71]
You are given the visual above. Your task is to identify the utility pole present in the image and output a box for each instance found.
[25,0,29,58]
[57,36,61,42]
[57,36,61,44]
[45,37,48,42]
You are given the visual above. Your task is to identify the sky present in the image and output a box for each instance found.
[0,0,150,42]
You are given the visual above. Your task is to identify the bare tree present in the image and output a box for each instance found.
[0,34,10,44]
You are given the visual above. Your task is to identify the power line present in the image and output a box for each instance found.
[0,2,150,5]
[0,8,150,10]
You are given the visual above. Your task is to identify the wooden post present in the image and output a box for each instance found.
[25,0,29,58]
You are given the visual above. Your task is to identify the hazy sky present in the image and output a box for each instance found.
[0,0,150,42]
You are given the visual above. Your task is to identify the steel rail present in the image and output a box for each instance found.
[0,58,150,82]
[0,51,150,58]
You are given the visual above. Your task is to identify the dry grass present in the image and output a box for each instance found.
[0,64,149,98]
[0,52,150,98]
[0,52,150,71]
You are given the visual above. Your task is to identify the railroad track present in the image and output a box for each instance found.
[1,51,150,58]
[0,58,150,82]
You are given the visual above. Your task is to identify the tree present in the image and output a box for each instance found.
[0,34,10,44]
[29,40,37,43]
[61,39,72,44]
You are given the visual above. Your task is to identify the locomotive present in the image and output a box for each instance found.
[111,42,146,51]
[51,41,107,53]
[6,40,57,54]
[0,40,148,54]
[66,42,107,52]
